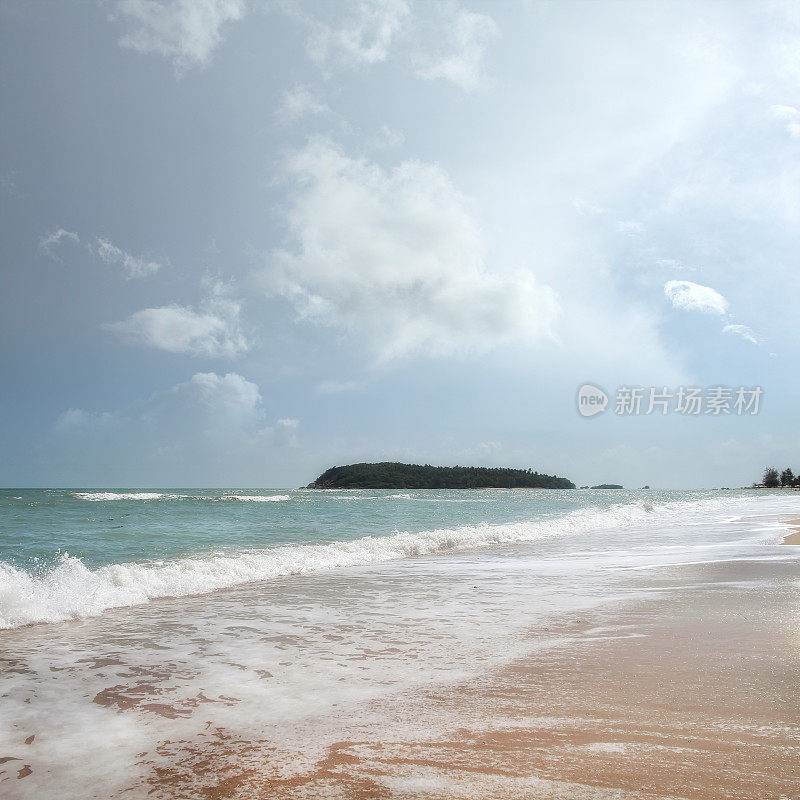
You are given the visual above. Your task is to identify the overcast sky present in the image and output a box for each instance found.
[1,0,798,488]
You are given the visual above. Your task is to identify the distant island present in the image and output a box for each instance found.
[307,462,575,489]
[591,483,624,489]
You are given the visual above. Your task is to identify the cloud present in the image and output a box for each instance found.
[770,104,799,120]
[664,280,728,315]
[262,417,300,447]
[281,2,498,91]
[105,281,251,358]
[664,283,759,346]
[722,323,758,344]
[301,0,411,68]
[38,228,80,261]
[770,104,800,137]
[276,85,331,124]
[261,137,558,360]
[414,6,499,91]
[371,124,405,149]
[115,0,246,72]
[617,220,644,234]
[38,229,166,277]
[48,371,303,485]
[167,372,267,438]
[54,408,116,433]
[56,372,262,436]
[92,236,168,279]
[53,372,299,460]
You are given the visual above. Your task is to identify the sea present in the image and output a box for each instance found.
[0,488,798,797]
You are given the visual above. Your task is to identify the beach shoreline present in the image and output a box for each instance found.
[782,517,800,545]
[216,554,800,799]
[1,496,798,799]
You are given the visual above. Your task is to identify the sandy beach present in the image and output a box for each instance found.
[4,1,800,796]
[176,554,800,800]
[2,499,797,800]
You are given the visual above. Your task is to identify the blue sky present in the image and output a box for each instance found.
[1,0,798,488]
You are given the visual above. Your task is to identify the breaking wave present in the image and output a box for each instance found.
[72,492,291,503]
[74,492,168,501]
[219,495,290,502]
[0,495,766,629]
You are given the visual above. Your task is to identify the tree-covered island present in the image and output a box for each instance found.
[306,462,575,489]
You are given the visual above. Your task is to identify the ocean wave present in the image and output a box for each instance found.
[0,495,761,629]
[71,492,292,503]
[219,495,290,502]
[73,492,168,501]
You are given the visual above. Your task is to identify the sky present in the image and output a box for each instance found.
[1,0,798,489]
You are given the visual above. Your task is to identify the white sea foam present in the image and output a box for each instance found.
[0,495,777,629]
[73,492,167,501]
[219,494,291,502]
[71,492,292,502]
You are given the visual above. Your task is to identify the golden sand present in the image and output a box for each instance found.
[136,557,800,800]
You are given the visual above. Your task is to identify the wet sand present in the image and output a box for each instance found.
[782,518,800,545]
[2,517,798,800]
[140,556,799,799]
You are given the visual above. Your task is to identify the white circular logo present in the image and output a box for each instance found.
[577,383,609,417]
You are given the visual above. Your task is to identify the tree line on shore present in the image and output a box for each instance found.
[759,467,799,488]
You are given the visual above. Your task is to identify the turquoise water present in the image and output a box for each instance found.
[2,487,797,799]
[2,487,724,568]
[0,487,794,629]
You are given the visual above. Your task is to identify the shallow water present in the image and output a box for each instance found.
[0,490,798,798]
[0,488,789,627]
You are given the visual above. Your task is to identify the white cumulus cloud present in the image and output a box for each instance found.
[262,417,300,447]
[301,0,411,68]
[276,85,331,124]
[56,372,265,438]
[105,281,251,358]
[53,373,299,469]
[281,1,498,91]
[261,137,558,360]
[664,279,728,315]
[168,371,263,431]
[115,0,246,72]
